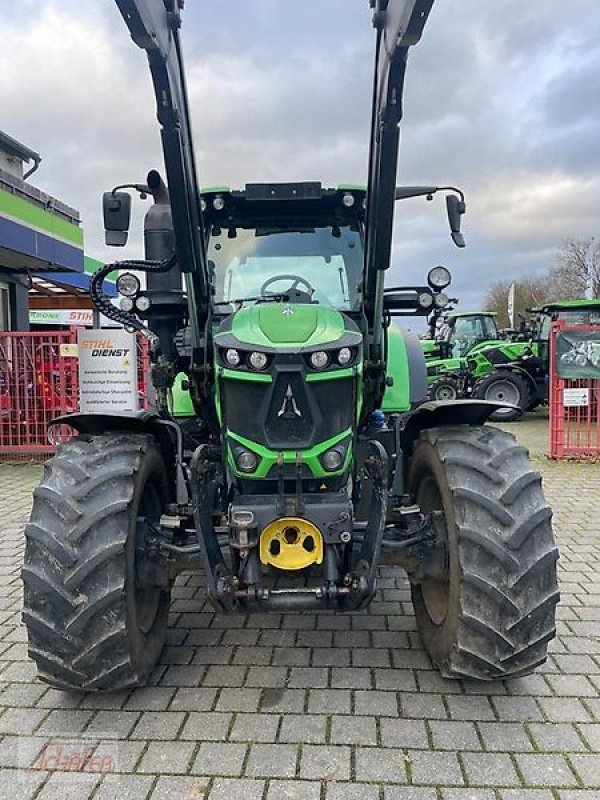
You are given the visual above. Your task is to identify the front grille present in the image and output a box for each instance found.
[222,371,354,449]
[265,372,315,447]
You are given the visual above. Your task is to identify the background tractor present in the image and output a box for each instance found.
[424,310,502,400]
[426,299,600,420]
[468,299,600,420]
[22,0,558,691]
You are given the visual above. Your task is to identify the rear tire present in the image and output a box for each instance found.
[22,433,171,691]
[428,376,463,402]
[408,425,559,680]
[472,372,531,421]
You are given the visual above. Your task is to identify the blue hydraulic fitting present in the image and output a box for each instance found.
[369,409,386,430]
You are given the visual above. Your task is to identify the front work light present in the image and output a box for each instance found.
[427,265,451,289]
[337,347,352,366]
[322,448,344,471]
[237,449,258,473]
[249,351,268,370]
[116,272,140,297]
[309,351,329,369]
[225,349,241,367]
[418,292,434,309]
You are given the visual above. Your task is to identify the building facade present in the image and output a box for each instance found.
[0,130,114,331]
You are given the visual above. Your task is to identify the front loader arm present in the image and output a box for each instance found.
[363,0,434,359]
[115,0,210,337]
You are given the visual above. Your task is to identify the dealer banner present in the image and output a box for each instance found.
[555,330,600,380]
[78,329,139,412]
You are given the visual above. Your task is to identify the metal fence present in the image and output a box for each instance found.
[0,330,149,458]
[549,321,600,459]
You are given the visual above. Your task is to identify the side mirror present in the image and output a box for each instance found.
[446,194,466,248]
[103,191,132,246]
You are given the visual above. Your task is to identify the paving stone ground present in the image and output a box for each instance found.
[1,410,599,798]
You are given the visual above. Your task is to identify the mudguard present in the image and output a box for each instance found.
[382,327,428,412]
[402,398,517,439]
[49,411,179,482]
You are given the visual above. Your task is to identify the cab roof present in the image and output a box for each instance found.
[200,183,366,199]
[446,311,497,319]
[530,299,600,313]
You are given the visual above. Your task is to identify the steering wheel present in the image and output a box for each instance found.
[260,274,314,298]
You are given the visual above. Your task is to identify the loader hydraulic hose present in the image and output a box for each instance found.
[90,254,177,339]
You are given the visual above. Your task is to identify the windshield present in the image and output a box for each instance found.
[208,224,363,311]
[540,308,600,339]
[449,315,498,357]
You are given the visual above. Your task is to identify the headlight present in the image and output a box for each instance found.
[322,447,344,471]
[225,348,241,367]
[342,193,355,208]
[213,195,225,211]
[236,449,257,473]
[337,347,352,366]
[249,351,268,370]
[119,297,134,312]
[116,272,140,297]
[418,292,434,309]
[434,293,449,308]
[427,265,451,289]
[309,351,329,369]
[135,296,151,312]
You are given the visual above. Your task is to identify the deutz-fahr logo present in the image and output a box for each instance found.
[277,384,302,418]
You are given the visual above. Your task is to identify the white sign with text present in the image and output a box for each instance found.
[78,329,138,412]
[563,388,590,408]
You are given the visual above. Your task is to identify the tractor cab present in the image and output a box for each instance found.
[531,300,600,365]
[534,300,600,338]
[435,311,499,359]
[203,185,365,317]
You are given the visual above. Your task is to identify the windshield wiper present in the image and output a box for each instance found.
[213,293,290,308]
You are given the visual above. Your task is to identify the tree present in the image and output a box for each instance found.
[484,238,599,328]
[484,277,552,328]
[551,237,600,300]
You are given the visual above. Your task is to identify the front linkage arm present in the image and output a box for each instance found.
[363,0,435,357]
[114,0,211,347]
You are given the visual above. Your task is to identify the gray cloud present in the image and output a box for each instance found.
[1,0,599,321]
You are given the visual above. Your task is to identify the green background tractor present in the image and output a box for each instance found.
[425,311,501,400]
[21,0,558,691]
[468,299,600,420]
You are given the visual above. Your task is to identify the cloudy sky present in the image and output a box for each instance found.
[1,0,599,311]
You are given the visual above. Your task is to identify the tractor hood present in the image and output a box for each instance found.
[218,303,360,350]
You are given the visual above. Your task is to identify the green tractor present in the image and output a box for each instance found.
[467,299,600,420]
[21,0,558,690]
[425,311,502,400]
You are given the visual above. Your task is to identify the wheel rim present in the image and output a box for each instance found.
[435,384,457,401]
[135,480,163,635]
[484,378,520,407]
[416,474,449,626]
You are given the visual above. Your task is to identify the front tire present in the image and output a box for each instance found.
[22,433,171,691]
[408,425,559,680]
[428,376,463,402]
